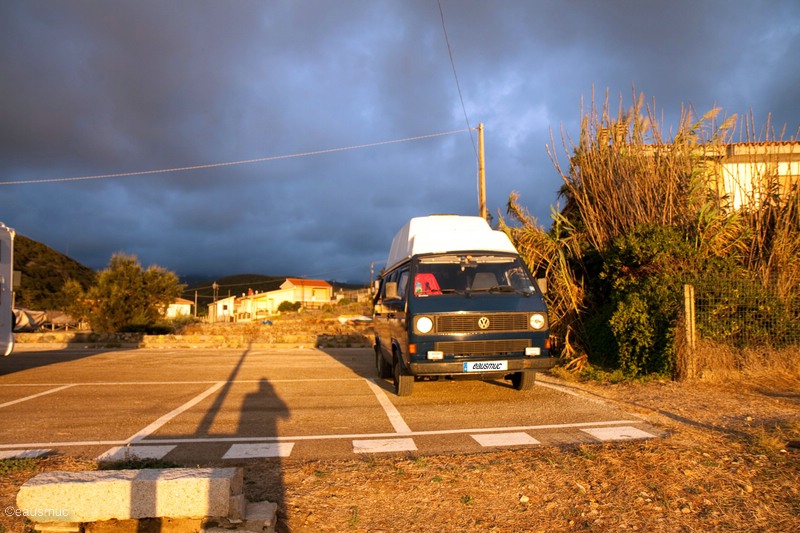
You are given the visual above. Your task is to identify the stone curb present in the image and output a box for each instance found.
[16,467,277,531]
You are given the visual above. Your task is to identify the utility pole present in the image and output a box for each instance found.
[477,122,487,220]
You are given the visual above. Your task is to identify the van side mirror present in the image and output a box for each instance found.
[385,281,399,300]
[536,278,548,295]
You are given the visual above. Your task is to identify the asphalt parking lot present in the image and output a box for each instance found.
[0,346,660,464]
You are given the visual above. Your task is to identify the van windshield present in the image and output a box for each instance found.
[413,254,536,297]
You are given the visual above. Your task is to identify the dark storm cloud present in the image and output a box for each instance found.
[1,0,799,283]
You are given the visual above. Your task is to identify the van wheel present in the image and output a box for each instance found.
[511,371,536,391]
[393,358,414,396]
[376,347,392,379]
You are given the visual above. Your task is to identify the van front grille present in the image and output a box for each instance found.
[435,339,531,357]
[435,313,529,334]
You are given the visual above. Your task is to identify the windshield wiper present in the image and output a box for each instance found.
[468,285,532,296]
[436,288,469,296]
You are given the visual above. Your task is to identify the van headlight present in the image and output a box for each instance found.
[415,316,434,334]
[529,313,547,330]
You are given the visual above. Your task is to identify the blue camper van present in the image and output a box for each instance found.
[373,215,555,396]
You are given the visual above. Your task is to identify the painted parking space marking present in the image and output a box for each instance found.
[582,426,656,441]
[125,382,225,444]
[223,443,295,459]
[0,384,76,409]
[353,438,417,454]
[0,366,661,459]
[471,432,540,447]
[97,445,176,462]
[0,449,51,459]
[0,420,645,450]
[365,378,412,434]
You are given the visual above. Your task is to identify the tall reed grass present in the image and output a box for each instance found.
[503,89,799,377]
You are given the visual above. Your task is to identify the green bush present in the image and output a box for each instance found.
[580,303,618,368]
[596,225,692,376]
[120,322,174,335]
[278,301,302,313]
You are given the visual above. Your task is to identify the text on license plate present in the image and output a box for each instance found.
[462,360,508,372]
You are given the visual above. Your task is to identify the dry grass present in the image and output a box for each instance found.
[2,361,798,532]
[258,371,800,532]
[692,340,800,381]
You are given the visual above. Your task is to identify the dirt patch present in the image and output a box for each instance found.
[4,373,797,532]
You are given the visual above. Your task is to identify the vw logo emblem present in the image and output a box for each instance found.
[478,316,490,329]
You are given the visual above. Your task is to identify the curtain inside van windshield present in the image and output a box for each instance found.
[413,255,535,296]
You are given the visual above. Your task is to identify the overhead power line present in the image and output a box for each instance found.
[0,128,471,186]
[437,0,483,213]
[437,0,477,157]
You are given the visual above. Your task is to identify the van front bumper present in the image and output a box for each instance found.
[408,354,556,377]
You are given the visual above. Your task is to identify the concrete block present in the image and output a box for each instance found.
[84,517,204,532]
[228,493,246,521]
[17,468,243,524]
[32,525,80,533]
[245,501,278,532]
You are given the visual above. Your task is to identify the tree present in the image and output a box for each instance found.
[58,279,90,326]
[87,253,184,333]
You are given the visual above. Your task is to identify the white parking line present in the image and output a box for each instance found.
[125,382,225,444]
[471,432,540,447]
[0,449,51,459]
[353,438,417,454]
[582,426,656,441]
[0,384,76,409]
[364,378,412,434]
[0,419,644,450]
[97,445,176,462]
[223,443,295,459]
[0,378,363,387]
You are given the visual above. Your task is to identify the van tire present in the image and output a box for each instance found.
[511,371,536,391]
[393,358,414,396]
[376,347,392,379]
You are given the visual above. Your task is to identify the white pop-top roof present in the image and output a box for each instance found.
[384,215,518,270]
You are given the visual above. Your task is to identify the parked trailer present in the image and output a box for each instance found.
[0,222,14,356]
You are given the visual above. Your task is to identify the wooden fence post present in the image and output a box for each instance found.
[683,283,697,379]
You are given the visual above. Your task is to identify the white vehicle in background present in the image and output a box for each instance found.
[1,222,15,356]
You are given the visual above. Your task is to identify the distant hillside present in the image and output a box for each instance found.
[14,234,96,310]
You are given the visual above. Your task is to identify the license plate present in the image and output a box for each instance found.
[462,360,508,372]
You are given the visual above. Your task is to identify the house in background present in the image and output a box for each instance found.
[274,278,333,310]
[702,142,800,209]
[208,294,237,323]
[207,278,334,322]
[166,297,194,318]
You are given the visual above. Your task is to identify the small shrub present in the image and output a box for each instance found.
[120,322,174,335]
[278,301,302,313]
[0,458,38,475]
[599,225,690,376]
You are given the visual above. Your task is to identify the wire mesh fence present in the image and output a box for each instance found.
[690,278,800,348]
